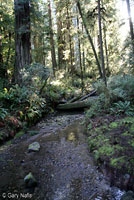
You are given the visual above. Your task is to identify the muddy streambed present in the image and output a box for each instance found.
[0,113,124,200]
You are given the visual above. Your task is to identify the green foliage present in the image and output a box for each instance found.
[0,107,8,121]
[0,83,48,131]
[110,156,126,168]
[21,63,50,92]
[44,84,65,104]
[14,131,25,139]
[87,116,134,172]
[86,75,134,118]
[110,101,134,116]
[121,36,134,73]
[107,74,134,100]
[109,122,118,129]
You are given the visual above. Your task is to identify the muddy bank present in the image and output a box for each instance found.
[0,113,123,200]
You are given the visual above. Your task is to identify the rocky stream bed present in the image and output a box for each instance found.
[0,112,128,200]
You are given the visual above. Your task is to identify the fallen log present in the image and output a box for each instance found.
[68,95,82,103]
[68,90,96,104]
[78,90,97,101]
[57,96,98,110]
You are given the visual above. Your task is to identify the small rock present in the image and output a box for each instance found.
[121,191,134,200]
[24,172,37,188]
[28,142,40,152]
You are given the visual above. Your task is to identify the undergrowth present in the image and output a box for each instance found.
[85,74,134,119]
[85,74,134,175]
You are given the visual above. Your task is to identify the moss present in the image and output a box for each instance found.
[99,144,115,156]
[87,116,134,173]
[109,122,118,129]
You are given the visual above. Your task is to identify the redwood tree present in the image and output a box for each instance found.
[48,0,57,76]
[98,0,106,85]
[14,0,31,84]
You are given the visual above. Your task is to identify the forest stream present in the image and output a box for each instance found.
[0,112,124,200]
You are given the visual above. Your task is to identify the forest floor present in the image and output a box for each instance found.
[0,112,124,200]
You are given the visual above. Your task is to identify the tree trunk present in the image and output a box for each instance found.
[82,25,86,73]
[57,96,97,110]
[14,0,31,84]
[66,1,74,73]
[48,0,57,76]
[6,32,12,67]
[126,0,134,54]
[0,29,3,77]
[77,15,84,92]
[103,25,110,76]
[57,12,64,69]
[98,0,106,85]
[0,28,7,79]
[76,0,103,78]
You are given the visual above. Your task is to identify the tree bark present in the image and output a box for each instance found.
[76,0,103,78]
[6,32,12,67]
[77,14,84,92]
[0,29,3,77]
[14,0,31,84]
[57,11,64,69]
[66,1,74,73]
[82,25,86,73]
[0,28,7,79]
[103,25,110,76]
[98,0,106,85]
[48,0,57,76]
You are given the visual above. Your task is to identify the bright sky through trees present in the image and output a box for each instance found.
[116,0,134,39]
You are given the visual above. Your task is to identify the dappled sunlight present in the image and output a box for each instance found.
[67,132,76,142]
[51,79,62,86]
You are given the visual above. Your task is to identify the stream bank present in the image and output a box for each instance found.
[0,112,124,199]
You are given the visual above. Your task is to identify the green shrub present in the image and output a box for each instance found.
[0,107,8,121]
[20,63,50,92]
[86,74,134,119]
[107,74,134,100]
[110,101,134,116]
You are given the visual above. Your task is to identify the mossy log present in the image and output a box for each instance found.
[57,96,98,110]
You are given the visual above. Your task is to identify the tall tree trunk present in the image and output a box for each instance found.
[66,1,74,73]
[73,5,80,70]
[126,0,134,54]
[14,0,31,84]
[6,32,12,67]
[48,0,57,76]
[82,25,86,74]
[57,11,64,69]
[76,0,103,78]
[0,29,3,77]
[77,15,84,92]
[0,28,7,79]
[103,25,110,76]
[98,0,106,85]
